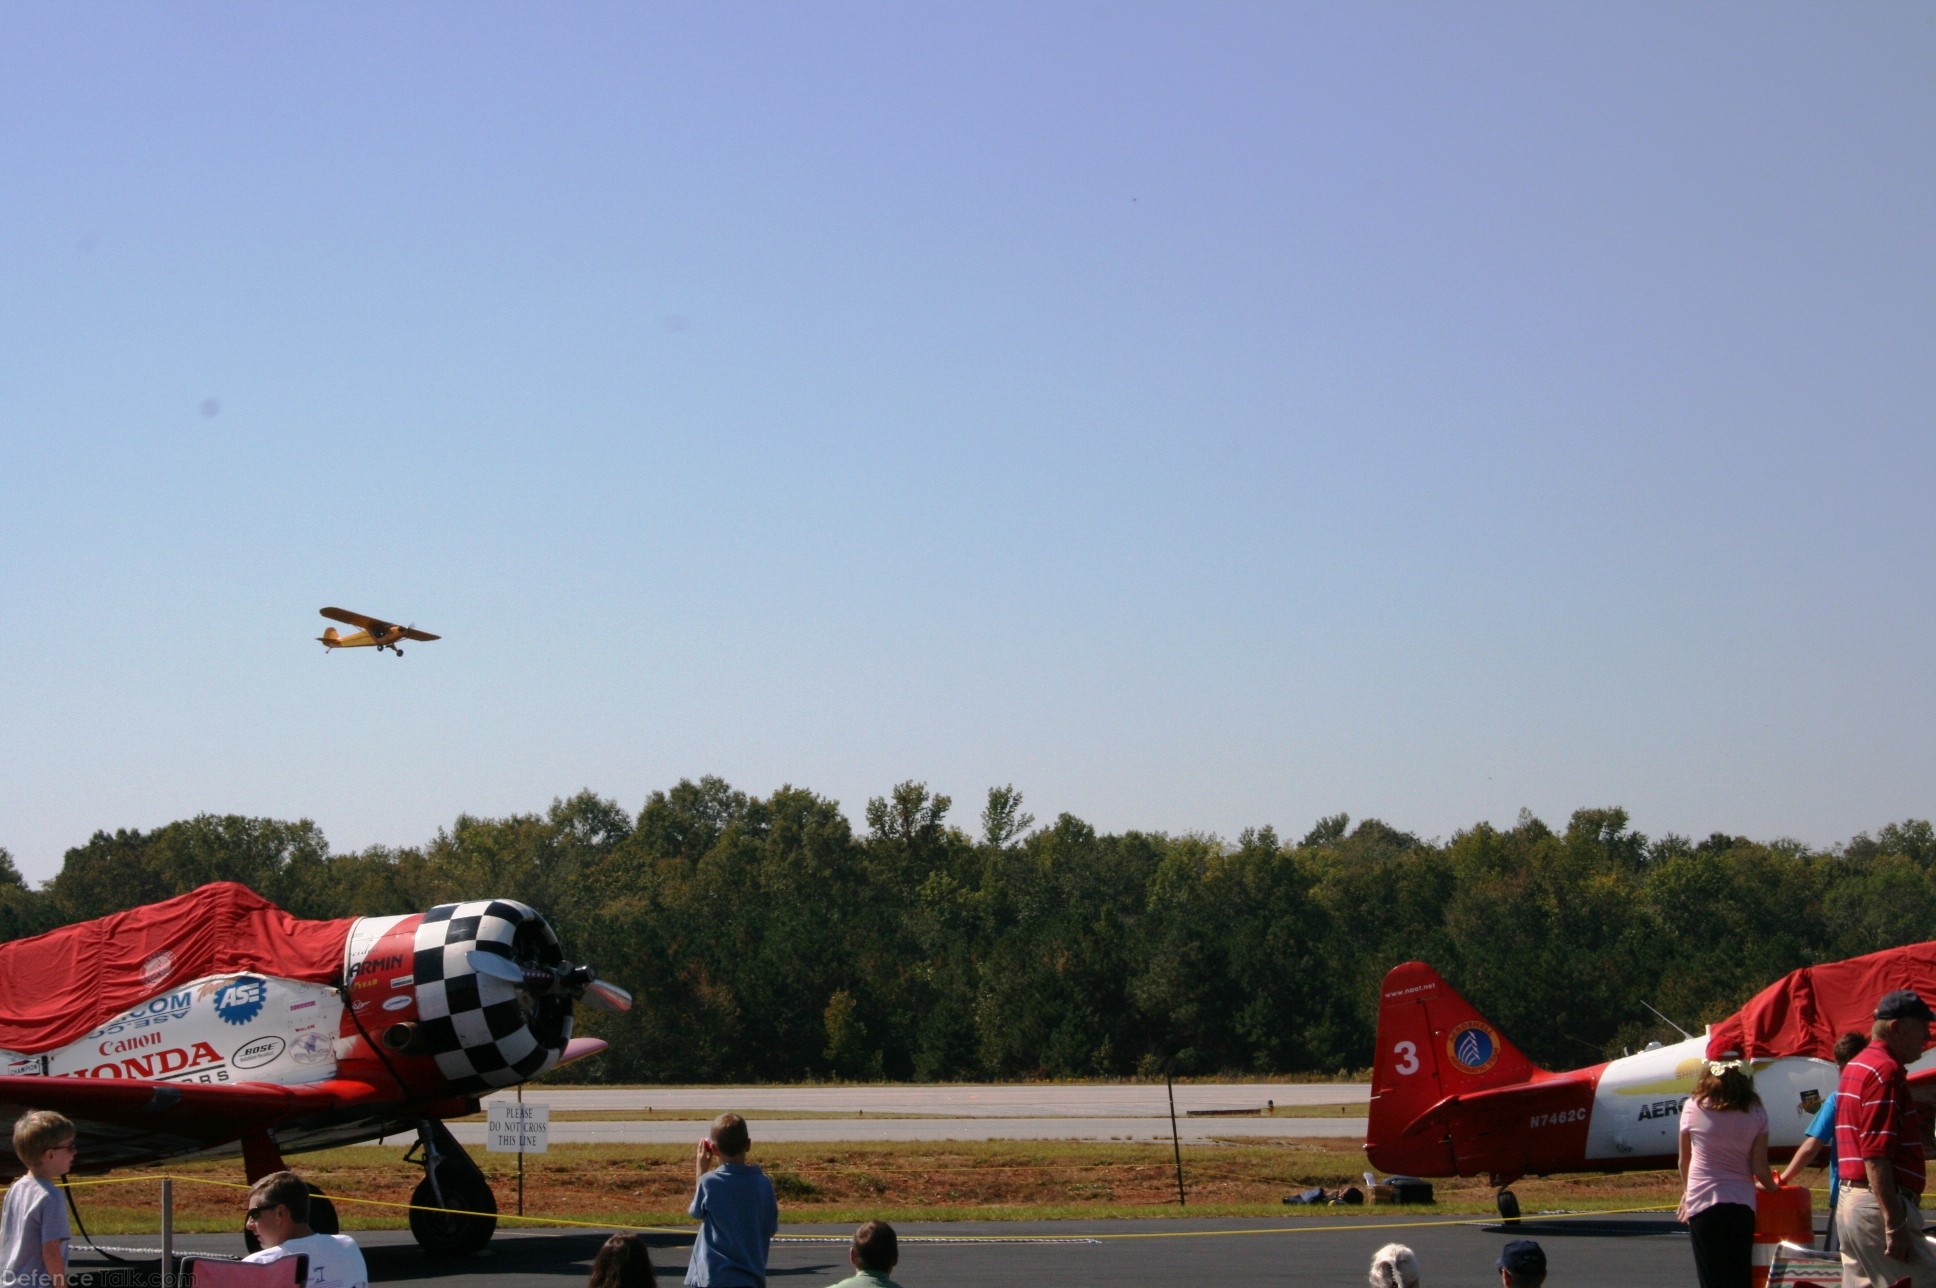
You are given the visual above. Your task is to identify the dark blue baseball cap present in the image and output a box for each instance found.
[1499,1240,1546,1277]
[1875,990,1935,1022]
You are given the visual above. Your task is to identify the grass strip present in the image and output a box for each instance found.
[50,1139,1715,1236]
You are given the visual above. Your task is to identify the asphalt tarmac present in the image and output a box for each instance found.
[69,1213,1716,1288]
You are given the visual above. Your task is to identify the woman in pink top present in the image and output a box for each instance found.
[1678,1057,1779,1288]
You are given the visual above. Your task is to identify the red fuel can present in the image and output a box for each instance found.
[1753,1184,1817,1287]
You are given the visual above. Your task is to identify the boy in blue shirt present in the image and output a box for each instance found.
[1777,1031,1868,1252]
[686,1114,778,1287]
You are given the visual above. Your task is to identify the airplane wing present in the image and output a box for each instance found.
[0,1076,399,1176]
[399,628,440,642]
[319,607,394,632]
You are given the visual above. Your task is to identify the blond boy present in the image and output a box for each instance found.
[1,1111,75,1288]
[687,1113,777,1287]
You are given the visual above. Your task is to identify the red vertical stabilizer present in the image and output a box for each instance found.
[1366,961,1541,1176]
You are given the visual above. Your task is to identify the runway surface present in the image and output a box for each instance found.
[69,1212,1713,1288]
[456,1082,1370,1143]
[477,1083,1369,1113]
[446,1114,1368,1144]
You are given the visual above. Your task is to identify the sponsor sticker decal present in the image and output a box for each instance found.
[232,1036,286,1070]
[381,995,413,1012]
[1446,1020,1500,1075]
[69,1041,226,1082]
[213,976,267,1026]
[89,990,195,1039]
[390,975,413,989]
[349,954,407,990]
[290,1032,333,1065]
[289,1000,316,1012]
[99,1031,164,1056]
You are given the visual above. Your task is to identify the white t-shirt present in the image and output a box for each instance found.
[243,1233,368,1288]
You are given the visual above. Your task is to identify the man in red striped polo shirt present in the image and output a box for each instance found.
[1835,989,1936,1288]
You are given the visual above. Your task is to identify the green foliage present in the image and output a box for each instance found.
[11,794,1936,1081]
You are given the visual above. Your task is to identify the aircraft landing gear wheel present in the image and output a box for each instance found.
[410,1161,497,1258]
[307,1184,339,1235]
[1496,1189,1521,1221]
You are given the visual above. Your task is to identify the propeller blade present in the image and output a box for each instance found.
[467,950,530,984]
[583,978,633,1014]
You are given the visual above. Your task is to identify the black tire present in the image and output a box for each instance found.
[306,1184,339,1236]
[409,1162,497,1258]
[1497,1189,1521,1221]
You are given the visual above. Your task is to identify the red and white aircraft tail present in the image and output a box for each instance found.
[1368,961,1544,1179]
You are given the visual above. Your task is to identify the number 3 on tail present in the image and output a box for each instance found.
[1393,1040,1419,1075]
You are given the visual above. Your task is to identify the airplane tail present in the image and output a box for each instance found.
[1366,962,1541,1173]
[318,627,339,647]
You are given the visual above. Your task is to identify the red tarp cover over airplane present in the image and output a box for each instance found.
[0,882,355,1054]
[1707,940,1936,1060]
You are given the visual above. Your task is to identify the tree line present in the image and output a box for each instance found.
[2,781,1932,1083]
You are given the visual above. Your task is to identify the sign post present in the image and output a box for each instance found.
[161,1176,173,1287]
[487,1093,548,1217]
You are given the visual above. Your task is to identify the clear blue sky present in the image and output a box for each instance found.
[3,4,1931,882]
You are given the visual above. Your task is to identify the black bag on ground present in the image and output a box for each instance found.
[1384,1175,1435,1204]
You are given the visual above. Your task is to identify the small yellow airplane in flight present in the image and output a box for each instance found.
[317,606,441,656]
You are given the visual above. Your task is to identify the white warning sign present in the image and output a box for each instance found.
[487,1101,549,1153]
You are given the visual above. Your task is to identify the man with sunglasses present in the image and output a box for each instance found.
[241,1172,366,1288]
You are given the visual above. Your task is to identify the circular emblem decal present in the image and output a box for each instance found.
[1447,1020,1500,1074]
[140,951,174,988]
[213,976,267,1026]
[290,1032,334,1065]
